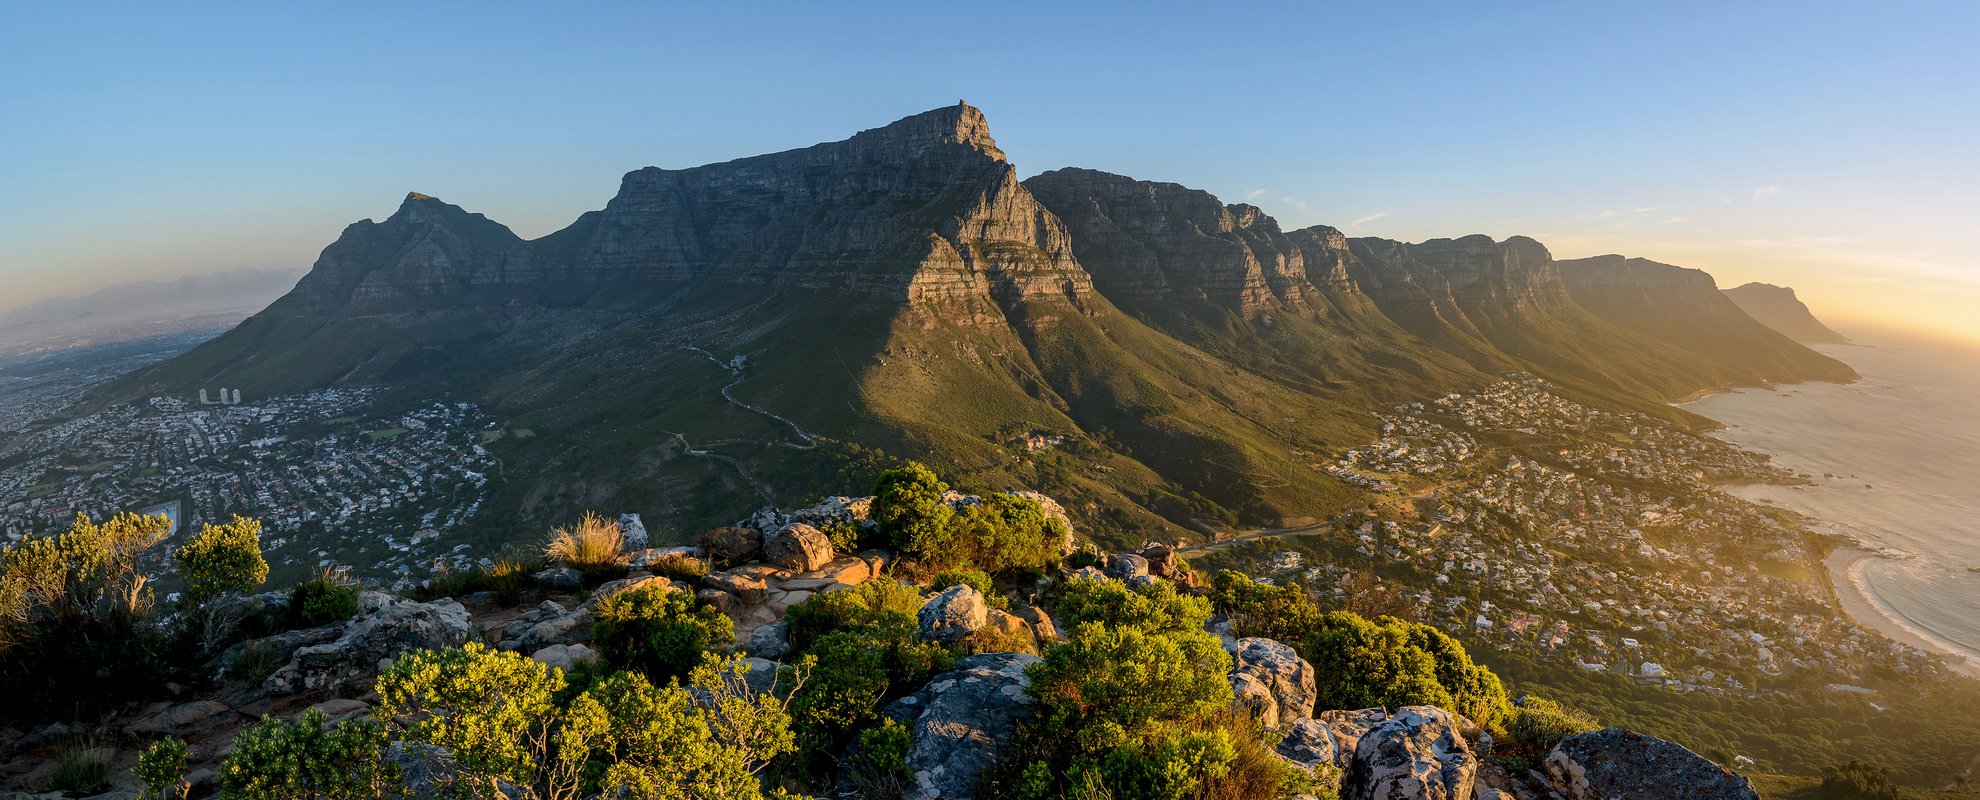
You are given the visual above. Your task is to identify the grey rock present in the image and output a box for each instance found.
[917,583,987,647]
[701,571,770,606]
[1342,706,1475,800]
[1108,553,1150,579]
[533,565,583,590]
[1228,637,1317,729]
[883,653,1044,800]
[1278,708,1389,772]
[530,643,601,673]
[263,592,472,695]
[617,513,649,549]
[1545,728,1759,800]
[762,522,835,572]
[130,699,239,737]
[209,624,341,681]
[743,620,790,660]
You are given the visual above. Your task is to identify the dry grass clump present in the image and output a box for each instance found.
[644,552,710,582]
[544,512,628,574]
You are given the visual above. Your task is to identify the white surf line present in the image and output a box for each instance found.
[681,345,819,449]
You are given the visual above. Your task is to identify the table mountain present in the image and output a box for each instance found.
[104,103,1857,544]
[1722,282,1849,344]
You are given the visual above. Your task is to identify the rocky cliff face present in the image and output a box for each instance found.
[273,103,1091,319]
[1723,282,1849,344]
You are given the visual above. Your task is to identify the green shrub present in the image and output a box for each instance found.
[1817,760,1901,800]
[819,520,866,553]
[784,579,925,651]
[134,736,189,800]
[372,645,794,800]
[786,614,953,764]
[173,516,269,605]
[288,573,359,627]
[219,708,398,799]
[873,461,956,558]
[46,742,110,794]
[1301,612,1511,734]
[945,493,1067,575]
[844,718,915,798]
[1053,574,1212,636]
[0,513,173,721]
[1208,570,1319,644]
[1500,697,1600,773]
[590,583,733,681]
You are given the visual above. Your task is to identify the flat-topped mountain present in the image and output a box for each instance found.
[1723,282,1850,344]
[106,104,1857,543]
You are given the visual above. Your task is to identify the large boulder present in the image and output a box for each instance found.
[1107,553,1150,580]
[532,565,583,590]
[617,513,649,550]
[529,643,601,673]
[882,653,1044,800]
[1278,708,1389,772]
[698,526,763,566]
[763,523,835,572]
[1545,728,1759,800]
[1228,637,1317,729]
[264,592,473,695]
[1342,706,1476,800]
[917,584,988,647]
[209,624,341,681]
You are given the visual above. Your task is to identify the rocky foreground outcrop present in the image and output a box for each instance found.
[1341,706,1477,800]
[883,653,1043,800]
[263,592,473,695]
[1545,728,1761,800]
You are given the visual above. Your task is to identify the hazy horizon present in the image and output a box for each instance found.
[5,1,1977,343]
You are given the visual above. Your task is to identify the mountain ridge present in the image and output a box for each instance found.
[103,104,1857,544]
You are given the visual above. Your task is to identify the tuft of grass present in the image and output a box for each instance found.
[544,512,628,576]
[45,741,110,794]
[230,641,279,683]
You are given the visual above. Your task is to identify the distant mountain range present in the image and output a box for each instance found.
[104,104,1857,543]
[1723,282,1849,344]
[0,267,305,355]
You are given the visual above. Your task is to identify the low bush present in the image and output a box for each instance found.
[133,736,190,800]
[643,551,710,583]
[0,513,174,721]
[1052,573,1212,635]
[1302,612,1512,734]
[288,570,359,627]
[1208,570,1319,644]
[590,583,733,681]
[219,708,398,799]
[173,516,269,606]
[842,718,915,798]
[1816,760,1901,800]
[1499,696,1600,773]
[783,579,924,651]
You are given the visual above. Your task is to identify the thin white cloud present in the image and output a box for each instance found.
[1350,212,1388,228]
[1752,185,1782,200]
[1660,216,1686,225]
[1243,188,1266,200]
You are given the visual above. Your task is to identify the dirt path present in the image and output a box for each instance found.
[682,345,819,449]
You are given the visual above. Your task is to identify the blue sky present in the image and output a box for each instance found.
[4,1,1977,340]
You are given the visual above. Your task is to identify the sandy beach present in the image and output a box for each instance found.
[1825,547,1980,678]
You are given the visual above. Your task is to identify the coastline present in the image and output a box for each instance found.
[1824,548,1980,679]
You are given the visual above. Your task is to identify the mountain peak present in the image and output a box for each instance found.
[853,101,1006,161]
[405,191,439,202]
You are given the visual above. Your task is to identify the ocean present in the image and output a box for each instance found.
[1684,330,1980,670]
